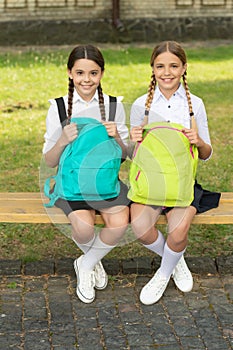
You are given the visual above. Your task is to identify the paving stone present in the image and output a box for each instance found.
[150,323,178,344]
[25,277,47,291]
[76,327,102,349]
[121,256,154,275]
[0,260,22,275]
[102,258,121,275]
[51,331,77,346]
[124,323,154,346]
[186,256,217,275]
[170,316,199,337]
[55,258,75,276]
[24,331,51,350]
[23,319,49,332]
[0,333,22,348]
[180,336,206,349]
[216,255,233,275]
[24,260,55,276]
[0,257,232,350]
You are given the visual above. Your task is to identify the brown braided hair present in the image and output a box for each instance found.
[145,41,194,124]
[66,45,105,123]
[98,83,106,121]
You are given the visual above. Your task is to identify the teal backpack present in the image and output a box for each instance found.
[127,122,198,207]
[44,96,122,207]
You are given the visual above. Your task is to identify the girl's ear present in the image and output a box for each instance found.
[67,69,72,80]
[182,63,188,76]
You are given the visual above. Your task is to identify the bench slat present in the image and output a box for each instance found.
[1,191,232,202]
[0,192,232,225]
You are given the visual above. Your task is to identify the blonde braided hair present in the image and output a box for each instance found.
[145,41,195,128]
[144,73,156,123]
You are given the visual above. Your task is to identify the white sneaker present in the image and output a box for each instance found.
[140,269,170,305]
[94,261,108,290]
[74,256,95,303]
[172,255,193,293]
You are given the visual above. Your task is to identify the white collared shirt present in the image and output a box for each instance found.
[130,84,212,159]
[43,90,128,153]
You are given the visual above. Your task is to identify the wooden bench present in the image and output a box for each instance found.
[0,192,233,225]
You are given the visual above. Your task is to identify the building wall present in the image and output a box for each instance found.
[0,0,232,44]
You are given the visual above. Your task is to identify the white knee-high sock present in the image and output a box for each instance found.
[72,235,95,254]
[81,235,115,271]
[143,230,165,257]
[159,243,185,279]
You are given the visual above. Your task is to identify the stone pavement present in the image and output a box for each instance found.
[0,256,233,350]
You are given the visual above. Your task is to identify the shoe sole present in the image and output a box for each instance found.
[172,276,193,293]
[74,259,95,304]
[95,275,108,290]
[140,278,170,305]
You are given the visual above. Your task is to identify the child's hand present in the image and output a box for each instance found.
[130,126,143,142]
[182,128,204,148]
[61,123,78,145]
[103,121,118,138]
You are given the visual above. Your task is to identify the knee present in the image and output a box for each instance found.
[168,217,191,236]
[72,226,95,244]
[104,209,129,230]
[168,223,189,250]
[169,231,188,247]
[69,216,95,243]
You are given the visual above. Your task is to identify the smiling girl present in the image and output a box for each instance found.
[129,41,220,305]
[43,45,129,304]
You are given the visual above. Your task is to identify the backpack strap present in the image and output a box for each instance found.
[55,97,67,127]
[55,95,117,125]
[109,95,117,121]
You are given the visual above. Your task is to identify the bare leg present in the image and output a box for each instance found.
[130,203,162,244]
[82,205,129,269]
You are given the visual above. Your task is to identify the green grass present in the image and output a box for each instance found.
[0,43,233,261]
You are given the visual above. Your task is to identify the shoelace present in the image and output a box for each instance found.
[79,270,95,290]
[145,272,168,291]
[94,262,105,278]
[174,261,189,280]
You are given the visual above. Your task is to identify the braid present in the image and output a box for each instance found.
[67,78,74,123]
[145,73,156,118]
[183,72,198,131]
[182,72,193,117]
[98,83,106,121]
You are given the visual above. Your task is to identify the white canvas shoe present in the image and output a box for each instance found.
[94,261,108,290]
[140,269,170,305]
[172,255,193,293]
[74,256,95,303]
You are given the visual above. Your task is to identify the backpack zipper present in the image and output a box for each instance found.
[133,125,195,159]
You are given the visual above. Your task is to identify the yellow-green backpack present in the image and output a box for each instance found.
[128,122,198,207]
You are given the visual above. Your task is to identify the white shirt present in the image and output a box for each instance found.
[43,90,128,154]
[130,85,212,156]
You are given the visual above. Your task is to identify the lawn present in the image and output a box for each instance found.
[0,42,232,261]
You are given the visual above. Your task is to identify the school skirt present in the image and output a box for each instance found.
[162,181,221,214]
[55,181,130,216]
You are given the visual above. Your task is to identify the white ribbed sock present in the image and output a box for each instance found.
[159,242,185,279]
[72,235,95,254]
[81,235,115,271]
[143,230,165,257]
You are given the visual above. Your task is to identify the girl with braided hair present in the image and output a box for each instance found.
[43,45,129,304]
[129,41,220,305]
